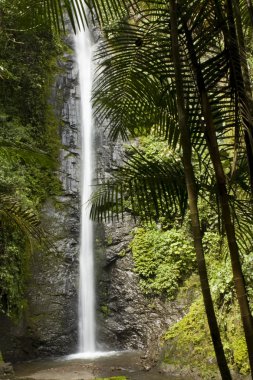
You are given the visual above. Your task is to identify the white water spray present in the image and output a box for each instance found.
[75,24,96,353]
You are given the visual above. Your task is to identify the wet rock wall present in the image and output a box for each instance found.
[0,27,185,363]
[0,30,81,361]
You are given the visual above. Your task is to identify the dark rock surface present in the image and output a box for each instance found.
[0,28,81,361]
[0,362,14,380]
[0,26,186,365]
[23,30,81,358]
[96,216,186,363]
[92,88,186,360]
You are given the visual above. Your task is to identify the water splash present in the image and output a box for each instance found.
[66,351,122,360]
[74,23,95,353]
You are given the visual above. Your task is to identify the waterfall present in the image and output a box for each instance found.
[75,24,96,353]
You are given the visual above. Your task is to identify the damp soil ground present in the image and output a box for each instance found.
[13,351,191,380]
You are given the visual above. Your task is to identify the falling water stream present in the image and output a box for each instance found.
[72,17,119,361]
[74,23,96,354]
[13,21,189,380]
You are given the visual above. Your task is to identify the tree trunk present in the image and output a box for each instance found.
[233,0,253,194]
[215,0,253,193]
[181,13,253,375]
[245,0,253,29]
[169,1,232,378]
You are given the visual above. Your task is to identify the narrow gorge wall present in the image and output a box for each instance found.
[0,28,185,363]
[22,31,82,358]
[94,124,185,360]
[0,30,81,361]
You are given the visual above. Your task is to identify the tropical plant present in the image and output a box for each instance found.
[170,1,232,376]
[130,225,196,297]
[13,0,253,376]
[90,144,187,222]
[0,0,62,316]
[177,1,253,372]
[87,0,253,376]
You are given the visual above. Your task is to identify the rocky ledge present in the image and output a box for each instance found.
[0,363,14,380]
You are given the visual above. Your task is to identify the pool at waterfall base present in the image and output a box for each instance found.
[14,351,191,380]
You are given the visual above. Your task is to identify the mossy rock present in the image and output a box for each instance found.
[163,298,220,379]
[100,304,110,317]
[95,377,127,380]
[163,297,251,378]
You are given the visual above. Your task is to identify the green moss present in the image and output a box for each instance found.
[95,377,127,380]
[176,274,200,305]
[0,4,64,318]
[231,336,249,375]
[224,304,250,375]
[118,249,126,257]
[107,235,113,245]
[100,305,110,317]
[163,297,250,377]
[163,298,216,375]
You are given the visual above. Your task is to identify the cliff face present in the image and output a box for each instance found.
[94,123,185,361]
[96,216,186,364]
[0,29,185,363]
[0,31,81,361]
[22,37,81,357]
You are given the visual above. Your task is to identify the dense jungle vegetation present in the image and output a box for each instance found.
[1,0,253,379]
[0,0,62,318]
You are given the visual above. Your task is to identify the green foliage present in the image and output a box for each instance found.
[118,249,126,257]
[163,297,250,376]
[95,377,127,380]
[130,225,196,298]
[130,135,175,160]
[162,231,252,376]
[0,228,29,318]
[229,331,249,375]
[100,305,110,317]
[90,140,187,223]
[202,232,253,312]
[0,1,63,317]
[164,299,216,376]
[131,223,252,375]
[126,136,187,224]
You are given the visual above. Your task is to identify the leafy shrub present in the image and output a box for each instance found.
[0,232,28,317]
[130,225,196,298]
[0,3,63,317]
[203,232,253,311]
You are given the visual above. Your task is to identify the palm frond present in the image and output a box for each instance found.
[93,14,184,145]
[17,0,131,32]
[229,196,253,253]
[0,195,46,245]
[0,138,53,167]
[90,147,187,222]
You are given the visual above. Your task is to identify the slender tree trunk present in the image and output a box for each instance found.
[233,0,252,99]
[233,0,253,194]
[245,0,253,29]
[215,0,253,193]
[169,1,231,378]
[228,0,253,194]
[181,14,253,375]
